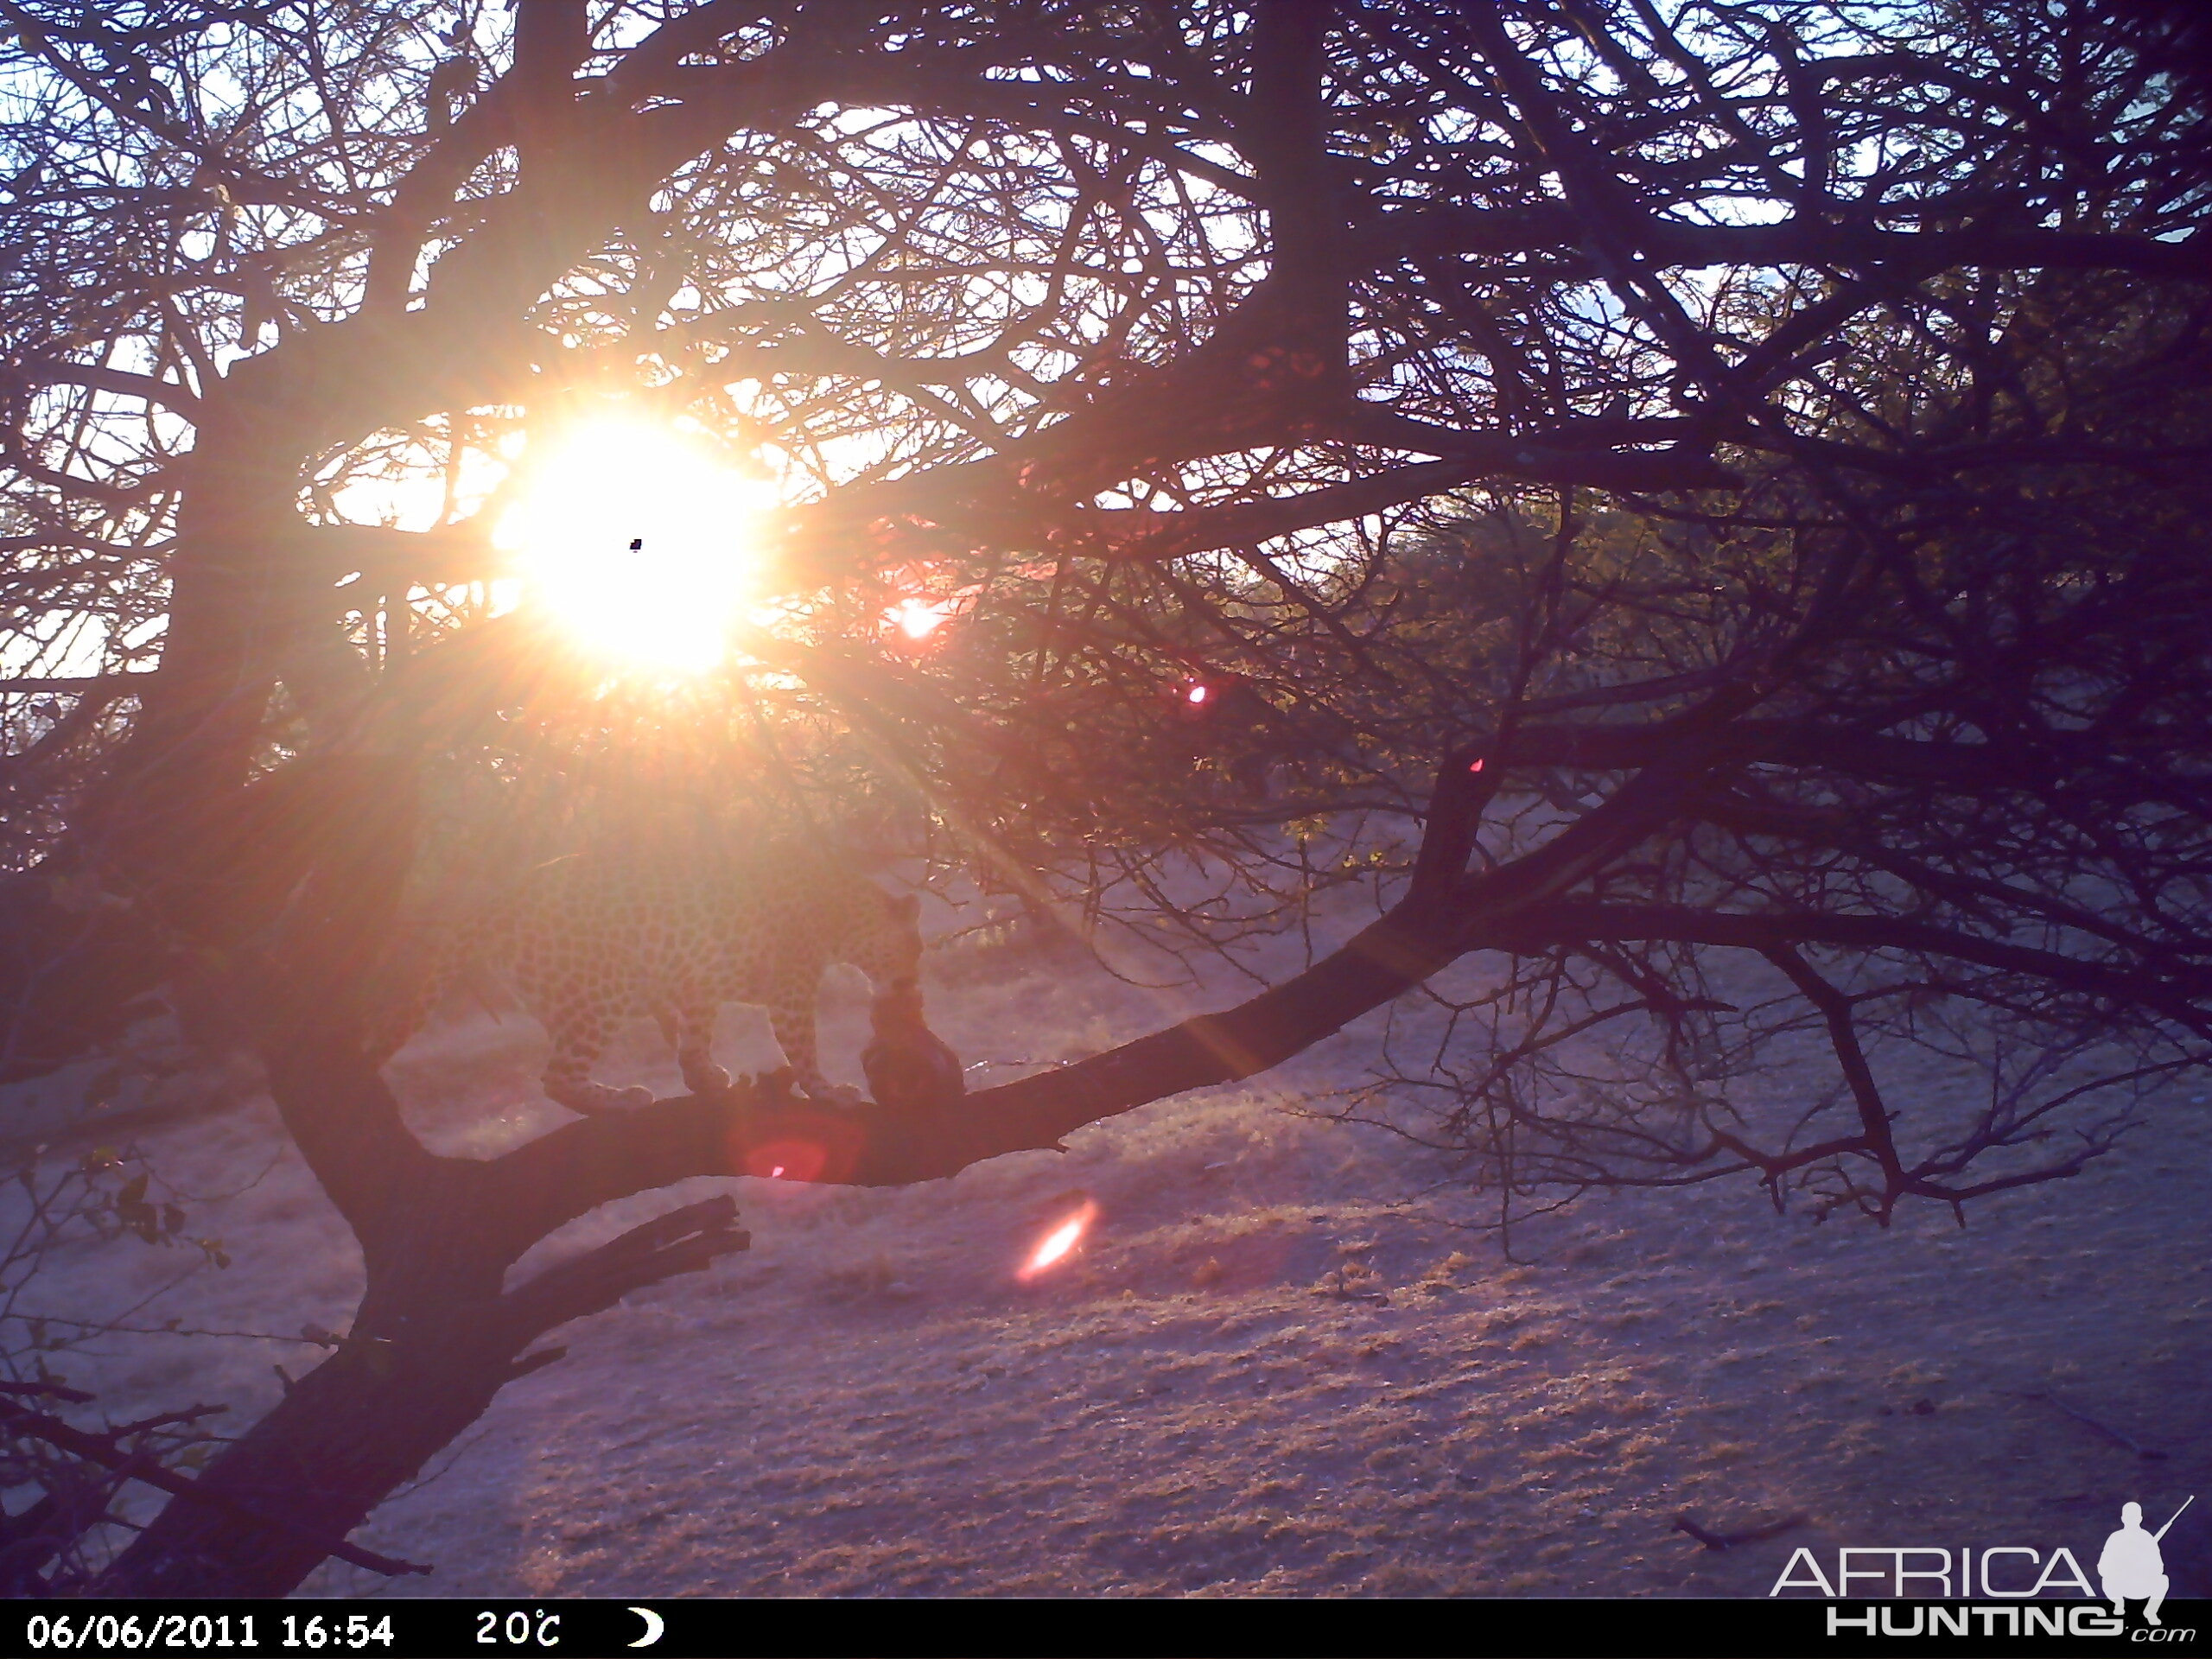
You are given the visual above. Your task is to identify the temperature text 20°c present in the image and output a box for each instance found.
[475,1611,561,1649]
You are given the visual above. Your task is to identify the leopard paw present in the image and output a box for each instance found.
[683,1063,734,1096]
[615,1084,655,1109]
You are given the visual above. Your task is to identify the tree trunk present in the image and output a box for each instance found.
[93,1294,519,1596]
[92,1102,749,1598]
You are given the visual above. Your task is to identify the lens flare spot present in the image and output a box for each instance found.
[743,1138,827,1182]
[1017,1199,1098,1281]
[1185,683,1210,705]
[885,595,957,641]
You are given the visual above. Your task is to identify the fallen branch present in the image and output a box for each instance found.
[1674,1511,1808,1550]
[2018,1390,2169,1460]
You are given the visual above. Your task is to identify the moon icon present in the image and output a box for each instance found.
[626,1606,665,1648]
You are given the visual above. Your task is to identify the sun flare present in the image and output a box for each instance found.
[1016,1199,1098,1281]
[498,420,776,673]
[885,594,957,641]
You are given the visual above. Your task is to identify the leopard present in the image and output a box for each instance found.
[375,842,923,1114]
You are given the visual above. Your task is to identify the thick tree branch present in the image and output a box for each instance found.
[0,359,203,417]
[1499,719,2037,789]
[1037,447,1727,563]
[1516,902,2212,1033]
[497,1196,750,1341]
[1381,201,2212,283]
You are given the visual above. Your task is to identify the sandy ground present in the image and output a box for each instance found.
[3,880,2208,1599]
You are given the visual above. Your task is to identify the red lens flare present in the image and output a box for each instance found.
[1016,1199,1098,1281]
[1468,757,1484,772]
[742,1137,829,1182]
[730,1109,865,1185]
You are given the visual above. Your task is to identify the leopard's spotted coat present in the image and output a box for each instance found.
[378,843,922,1113]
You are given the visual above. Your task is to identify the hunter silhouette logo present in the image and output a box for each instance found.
[2101,1497,2192,1627]
[1770,1491,2199,1640]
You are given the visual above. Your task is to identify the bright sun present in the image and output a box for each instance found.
[498,420,775,673]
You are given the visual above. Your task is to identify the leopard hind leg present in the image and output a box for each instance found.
[659,1003,731,1096]
[543,1004,652,1113]
[677,1003,733,1096]
[765,976,852,1103]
